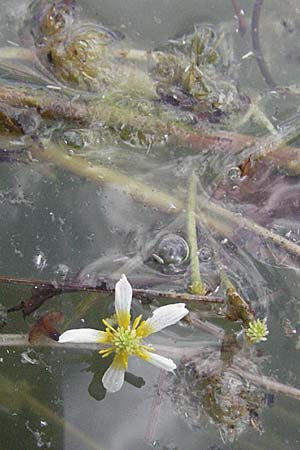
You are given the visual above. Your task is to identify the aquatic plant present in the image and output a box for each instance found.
[2,0,300,446]
[246,318,269,344]
[59,274,188,392]
[173,349,266,442]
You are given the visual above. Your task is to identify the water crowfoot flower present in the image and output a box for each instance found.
[246,318,269,344]
[58,274,189,392]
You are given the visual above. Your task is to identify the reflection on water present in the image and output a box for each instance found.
[1,0,300,449]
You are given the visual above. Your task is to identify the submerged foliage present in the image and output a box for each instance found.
[2,0,300,447]
[172,345,266,442]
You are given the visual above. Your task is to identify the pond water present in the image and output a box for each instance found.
[1,0,300,449]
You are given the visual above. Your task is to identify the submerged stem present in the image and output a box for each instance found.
[234,367,300,401]
[187,171,205,294]
[197,194,300,259]
[30,141,182,213]
[1,83,300,174]
[5,140,300,283]
[62,293,103,332]
[231,0,247,34]
[2,335,300,401]
[0,47,35,61]
[5,140,300,275]
[0,275,224,305]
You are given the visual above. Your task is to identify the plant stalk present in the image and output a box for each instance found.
[0,275,224,305]
[187,171,205,294]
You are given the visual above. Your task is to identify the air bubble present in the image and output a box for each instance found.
[198,246,213,262]
[227,166,241,181]
[154,234,189,266]
[33,251,47,271]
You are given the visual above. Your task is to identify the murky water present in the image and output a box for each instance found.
[1,0,300,449]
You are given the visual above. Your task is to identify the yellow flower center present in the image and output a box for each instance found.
[113,327,141,354]
[99,315,154,365]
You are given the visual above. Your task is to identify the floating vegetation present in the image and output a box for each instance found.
[173,349,266,442]
[1,0,300,448]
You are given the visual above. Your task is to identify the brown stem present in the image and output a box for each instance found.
[0,85,89,123]
[184,312,225,338]
[0,275,224,307]
[1,84,300,172]
[133,288,223,304]
[177,128,300,175]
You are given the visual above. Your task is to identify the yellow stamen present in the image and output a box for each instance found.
[99,347,115,358]
[135,349,151,361]
[141,344,155,352]
[136,320,155,338]
[99,312,156,366]
[132,314,143,330]
[102,319,117,333]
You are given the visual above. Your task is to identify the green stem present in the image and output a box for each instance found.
[32,140,300,262]
[187,171,205,294]
[0,47,34,61]
[0,84,90,123]
[14,137,300,265]
[219,268,236,291]
[31,141,183,213]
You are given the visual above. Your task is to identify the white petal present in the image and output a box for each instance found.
[58,329,107,343]
[146,352,176,372]
[115,274,132,327]
[144,303,189,334]
[102,365,125,393]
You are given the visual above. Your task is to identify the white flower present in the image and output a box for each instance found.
[59,274,189,393]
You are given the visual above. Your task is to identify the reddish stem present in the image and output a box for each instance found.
[231,0,247,34]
